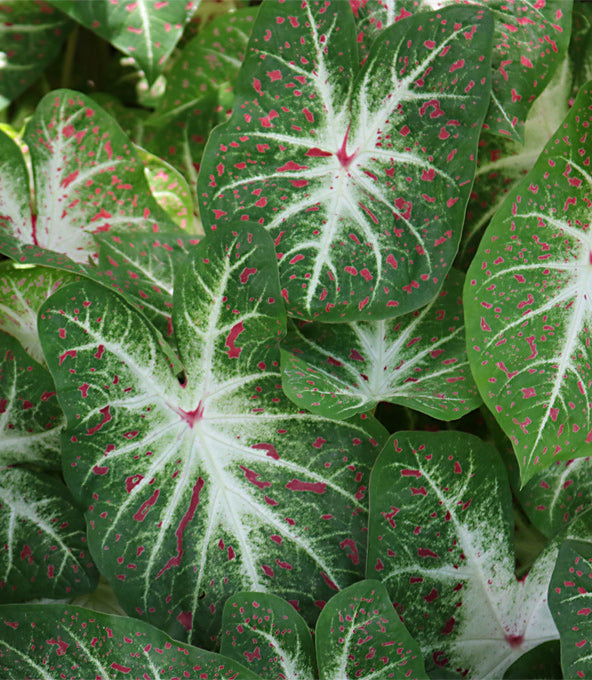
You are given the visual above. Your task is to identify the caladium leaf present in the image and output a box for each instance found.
[0,262,77,366]
[0,603,261,679]
[569,0,592,94]
[0,466,97,603]
[198,0,493,322]
[0,1,73,110]
[95,231,201,342]
[315,579,428,680]
[136,145,196,231]
[51,1,199,85]
[549,538,592,680]
[1,89,180,265]
[464,82,592,484]
[367,430,563,678]
[0,331,64,469]
[38,223,387,648]
[457,54,572,269]
[221,591,317,679]
[281,269,481,421]
[349,0,572,143]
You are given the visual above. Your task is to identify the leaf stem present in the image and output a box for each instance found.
[61,25,79,90]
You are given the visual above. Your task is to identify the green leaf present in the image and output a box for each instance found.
[52,0,199,85]
[0,262,77,366]
[464,82,592,484]
[367,430,559,677]
[549,538,592,679]
[0,331,64,469]
[198,0,492,322]
[281,269,481,421]
[0,466,98,603]
[221,591,317,679]
[0,1,73,110]
[38,223,387,648]
[0,603,261,679]
[502,640,561,679]
[350,0,573,143]
[316,579,428,680]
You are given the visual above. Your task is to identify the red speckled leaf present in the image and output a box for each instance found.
[0,1,73,109]
[198,0,492,322]
[316,579,428,679]
[549,537,592,680]
[0,331,64,469]
[464,83,592,483]
[367,430,567,677]
[0,603,261,679]
[0,89,180,264]
[38,223,386,648]
[0,466,97,604]
[52,0,199,85]
[349,0,572,143]
[281,269,481,421]
[221,590,317,679]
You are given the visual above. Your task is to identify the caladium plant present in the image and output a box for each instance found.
[2,0,592,677]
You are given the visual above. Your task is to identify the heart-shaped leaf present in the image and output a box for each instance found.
[0,1,73,109]
[0,89,180,265]
[0,262,77,366]
[0,603,261,679]
[350,0,572,143]
[198,0,492,322]
[221,591,317,679]
[51,0,199,85]
[38,223,387,648]
[281,269,481,420]
[0,331,64,469]
[0,466,97,603]
[367,430,564,677]
[549,538,592,680]
[315,579,428,680]
[464,82,592,483]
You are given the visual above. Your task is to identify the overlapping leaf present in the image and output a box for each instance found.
[367,430,565,678]
[38,223,387,648]
[465,83,592,483]
[350,0,572,143]
[0,89,179,265]
[0,603,261,679]
[281,269,480,420]
[502,641,561,679]
[51,0,199,85]
[0,466,97,603]
[0,262,77,366]
[315,579,428,680]
[199,0,492,322]
[0,331,64,469]
[549,538,592,680]
[221,591,317,679]
[0,1,73,109]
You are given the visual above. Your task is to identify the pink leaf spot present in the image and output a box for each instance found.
[285,479,326,494]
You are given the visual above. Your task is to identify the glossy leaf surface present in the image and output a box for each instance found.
[281,269,480,420]
[221,590,317,679]
[465,84,592,483]
[38,224,386,648]
[0,603,260,679]
[350,0,572,143]
[367,430,559,677]
[0,331,63,469]
[0,1,73,109]
[549,538,592,680]
[199,0,492,322]
[52,0,199,85]
[316,579,428,680]
[0,467,97,603]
